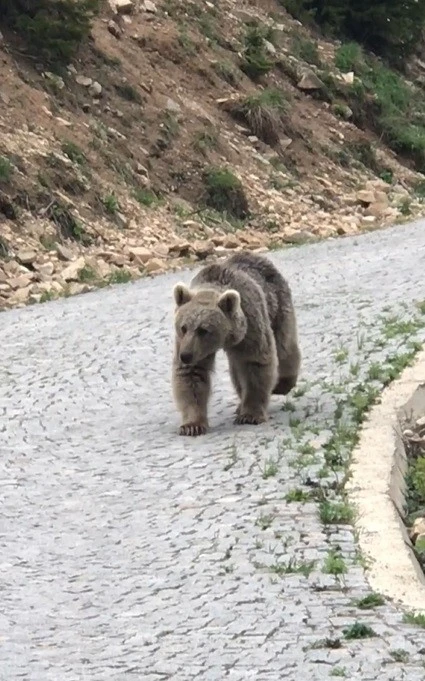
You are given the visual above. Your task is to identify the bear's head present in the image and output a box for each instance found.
[173,283,247,365]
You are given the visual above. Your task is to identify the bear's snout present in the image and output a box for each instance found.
[180,351,193,365]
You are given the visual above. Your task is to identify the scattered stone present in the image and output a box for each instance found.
[8,287,31,304]
[192,240,214,259]
[68,282,91,296]
[356,190,375,204]
[168,241,191,257]
[44,72,65,90]
[297,70,324,91]
[108,20,122,38]
[143,0,157,12]
[16,249,37,266]
[75,75,93,87]
[89,81,102,98]
[109,0,134,13]
[60,257,86,282]
[8,274,33,290]
[113,212,127,229]
[223,236,240,249]
[410,517,425,542]
[341,71,354,85]
[365,202,388,218]
[135,163,149,176]
[264,40,276,55]
[145,258,164,273]
[128,246,153,264]
[56,244,74,261]
[36,262,55,277]
[166,98,181,114]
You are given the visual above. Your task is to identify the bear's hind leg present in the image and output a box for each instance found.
[272,321,301,396]
[229,354,277,425]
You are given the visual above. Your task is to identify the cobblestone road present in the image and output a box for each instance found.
[2,221,425,680]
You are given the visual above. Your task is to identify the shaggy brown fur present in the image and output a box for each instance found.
[172,251,301,436]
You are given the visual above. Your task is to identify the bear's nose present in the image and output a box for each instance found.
[180,352,193,365]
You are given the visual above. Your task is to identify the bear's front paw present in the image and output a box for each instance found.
[179,422,208,436]
[234,412,267,426]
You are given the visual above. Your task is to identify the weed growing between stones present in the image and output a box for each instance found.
[390,649,409,662]
[269,558,316,577]
[403,612,425,628]
[256,513,274,530]
[285,488,311,503]
[262,455,280,479]
[343,622,376,640]
[352,592,385,609]
[323,549,347,575]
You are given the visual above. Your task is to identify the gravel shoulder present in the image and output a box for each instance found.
[1,220,425,680]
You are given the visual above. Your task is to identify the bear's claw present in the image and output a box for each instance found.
[179,422,208,436]
[234,413,266,425]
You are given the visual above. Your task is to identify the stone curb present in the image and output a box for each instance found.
[347,345,425,613]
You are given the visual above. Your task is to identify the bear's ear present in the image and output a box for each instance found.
[173,282,192,307]
[217,289,241,317]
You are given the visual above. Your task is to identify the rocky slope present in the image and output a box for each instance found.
[0,0,424,310]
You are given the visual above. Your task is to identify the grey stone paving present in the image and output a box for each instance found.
[1,220,425,680]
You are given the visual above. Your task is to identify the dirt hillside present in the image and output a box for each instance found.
[0,0,424,309]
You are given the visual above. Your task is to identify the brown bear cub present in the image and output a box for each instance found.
[172,251,301,436]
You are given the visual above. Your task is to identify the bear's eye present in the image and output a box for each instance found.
[197,327,208,337]
[181,325,187,335]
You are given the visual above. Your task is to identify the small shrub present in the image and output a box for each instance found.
[108,269,132,285]
[229,88,286,146]
[193,129,218,156]
[240,24,275,80]
[133,188,159,207]
[202,166,249,219]
[1,0,99,65]
[77,265,97,282]
[46,199,91,244]
[114,83,143,103]
[0,155,13,183]
[334,42,364,73]
[102,193,119,214]
[61,140,86,166]
[292,36,322,67]
[161,110,180,142]
[177,30,196,55]
[198,15,218,42]
[343,140,380,173]
[213,60,239,86]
